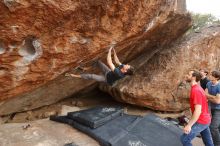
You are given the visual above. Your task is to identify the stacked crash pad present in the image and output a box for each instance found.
[50,106,182,146]
[67,106,123,128]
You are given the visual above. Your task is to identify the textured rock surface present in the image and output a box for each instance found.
[0,0,191,115]
[0,119,99,146]
[100,26,220,112]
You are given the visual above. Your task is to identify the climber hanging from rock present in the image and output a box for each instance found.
[65,46,134,85]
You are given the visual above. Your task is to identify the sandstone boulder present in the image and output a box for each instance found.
[0,0,191,115]
[100,25,220,112]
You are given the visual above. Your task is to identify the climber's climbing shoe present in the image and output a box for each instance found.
[65,73,71,77]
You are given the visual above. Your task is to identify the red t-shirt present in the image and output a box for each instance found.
[190,84,211,124]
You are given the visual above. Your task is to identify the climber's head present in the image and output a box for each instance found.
[120,64,135,75]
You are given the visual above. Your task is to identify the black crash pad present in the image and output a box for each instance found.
[50,114,182,146]
[111,114,182,146]
[50,114,140,146]
[50,107,183,146]
[67,106,124,128]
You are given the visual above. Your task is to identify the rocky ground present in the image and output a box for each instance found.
[0,91,203,146]
[0,118,203,146]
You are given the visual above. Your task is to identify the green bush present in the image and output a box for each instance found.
[190,13,220,32]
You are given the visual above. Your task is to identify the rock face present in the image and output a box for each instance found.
[100,25,220,112]
[0,0,191,115]
[0,119,99,146]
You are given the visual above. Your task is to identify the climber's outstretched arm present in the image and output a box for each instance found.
[65,73,81,78]
[113,48,122,66]
[107,47,115,71]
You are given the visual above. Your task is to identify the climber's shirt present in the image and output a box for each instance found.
[106,64,125,85]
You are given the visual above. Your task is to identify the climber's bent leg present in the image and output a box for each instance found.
[97,60,111,75]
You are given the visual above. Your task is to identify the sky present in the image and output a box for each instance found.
[186,0,220,19]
